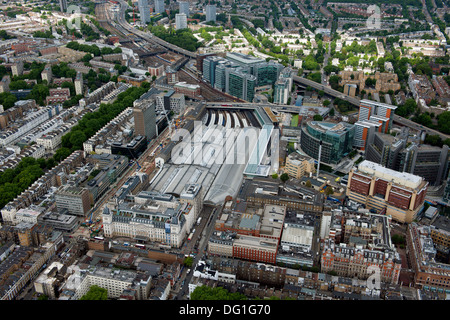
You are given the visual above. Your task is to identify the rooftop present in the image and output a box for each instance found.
[357,160,424,190]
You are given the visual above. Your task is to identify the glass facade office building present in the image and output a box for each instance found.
[300,121,355,164]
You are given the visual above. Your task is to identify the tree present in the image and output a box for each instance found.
[437,111,450,134]
[271,173,278,179]
[313,114,323,121]
[190,286,247,300]
[325,186,334,196]
[305,180,312,188]
[183,256,194,267]
[79,285,108,300]
[280,173,289,182]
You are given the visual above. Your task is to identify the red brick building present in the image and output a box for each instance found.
[346,160,428,223]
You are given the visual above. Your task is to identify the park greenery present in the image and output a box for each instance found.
[148,25,201,52]
[79,285,108,300]
[190,285,247,300]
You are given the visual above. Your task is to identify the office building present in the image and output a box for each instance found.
[366,131,450,186]
[253,61,284,87]
[205,4,216,22]
[274,77,289,104]
[133,100,156,140]
[284,153,316,179]
[175,13,187,29]
[55,186,92,217]
[214,60,238,91]
[225,68,256,102]
[203,56,228,87]
[138,0,151,23]
[365,131,406,169]
[346,160,428,223]
[111,135,148,159]
[178,1,189,17]
[225,52,264,75]
[154,0,165,14]
[396,143,449,186]
[300,121,355,164]
[86,154,129,203]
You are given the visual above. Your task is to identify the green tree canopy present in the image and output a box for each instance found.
[80,285,108,300]
[190,286,247,300]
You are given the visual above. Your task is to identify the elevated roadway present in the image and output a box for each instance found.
[115,0,198,59]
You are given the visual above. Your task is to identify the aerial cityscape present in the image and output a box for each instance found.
[0,0,449,306]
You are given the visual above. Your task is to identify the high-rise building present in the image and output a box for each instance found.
[74,72,83,96]
[225,52,264,75]
[155,0,165,14]
[175,13,187,29]
[133,100,156,140]
[178,1,189,16]
[225,68,256,102]
[253,61,284,86]
[353,120,381,151]
[354,100,397,150]
[366,130,450,186]
[274,77,289,104]
[41,64,53,83]
[205,4,216,22]
[138,0,151,23]
[11,61,23,77]
[346,160,428,223]
[300,121,355,164]
[203,56,228,87]
[214,61,237,90]
[358,99,397,134]
[59,0,67,12]
[396,143,449,186]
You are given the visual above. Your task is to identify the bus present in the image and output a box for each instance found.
[187,232,194,241]
[94,236,104,241]
[135,244,146,249]
[196,217,202,225]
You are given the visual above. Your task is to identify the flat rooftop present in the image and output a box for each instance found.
[357,160,424,190]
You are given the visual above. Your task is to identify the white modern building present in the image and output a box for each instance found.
[205,4,216,22]
[178,1,189,17]
[138,0,151,23]
[175,13,187,30]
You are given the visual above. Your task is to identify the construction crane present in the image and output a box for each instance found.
[163,107,174,135]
